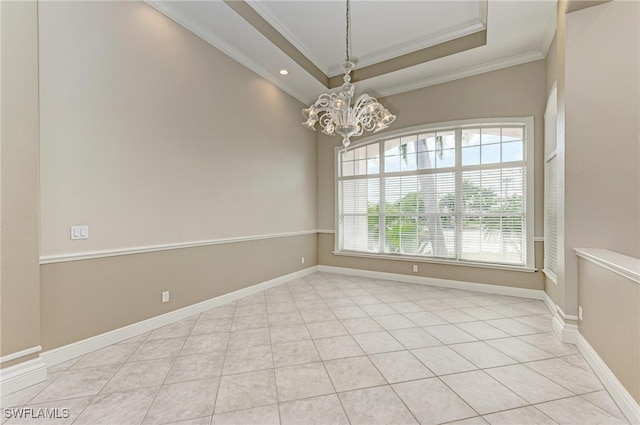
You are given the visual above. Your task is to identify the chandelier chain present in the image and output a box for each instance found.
[345,0,350,63]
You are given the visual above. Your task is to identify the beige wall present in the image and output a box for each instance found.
[578,258,639,403]
[318,60,546,290]
[562,0,640,315]
[545,35,557,98]
[0,1,41,362]
[37,1,318,350]
[319,234,544,290]
[39,1,317,257]
[41,234,317,350]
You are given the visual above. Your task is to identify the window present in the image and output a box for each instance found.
[544,86,558,281]
[337,118,534,269]
[544,153,558,279]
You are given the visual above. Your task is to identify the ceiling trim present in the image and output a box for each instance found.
[374,50,545,99]
[223,0,328,87]
[329,29,487,88]
[144,0,310,102]
[246,0,328,76]
[539,4,558,55]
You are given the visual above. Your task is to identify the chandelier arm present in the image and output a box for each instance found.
[300,0,395,144]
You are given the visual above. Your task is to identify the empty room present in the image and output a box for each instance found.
[1,0,639,424]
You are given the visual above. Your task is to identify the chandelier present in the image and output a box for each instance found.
[301,0,396,149]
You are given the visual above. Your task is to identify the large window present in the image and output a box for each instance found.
[544,86,558,281]
[337,118,534,269]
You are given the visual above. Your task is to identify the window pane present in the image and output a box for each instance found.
[481,143,500,164]
[481,128,501,145]
[342,160,354,177]
[502,141,523,162]
[354,146,367,160]
[462,146,480,166]
[502,127,523,142]
[462,129,481,146]
[354,159,367,175]
[341,179,379,214]
[342,215,378,252]
[436,148,455,168]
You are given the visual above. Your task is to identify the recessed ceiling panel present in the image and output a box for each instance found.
[248,0,486,76]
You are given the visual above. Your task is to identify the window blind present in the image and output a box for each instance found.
[337,122,532,268]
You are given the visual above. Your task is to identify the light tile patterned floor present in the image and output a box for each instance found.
[1,272,630,425]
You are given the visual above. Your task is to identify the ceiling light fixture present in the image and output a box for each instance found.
[301,0,396,149]
[279,69,289,76]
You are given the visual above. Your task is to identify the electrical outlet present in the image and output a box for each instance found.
[162,291,169,303]
[301,257,305,264]
[412,265,418,273]
[578,306,583,321]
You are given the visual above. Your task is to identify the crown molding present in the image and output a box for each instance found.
[539,6,558,56]
[245,0,327,75]
[374,50,545,99]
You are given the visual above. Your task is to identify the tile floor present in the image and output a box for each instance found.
[1,272,630,425]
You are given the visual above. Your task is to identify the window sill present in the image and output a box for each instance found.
[332,250,537,273]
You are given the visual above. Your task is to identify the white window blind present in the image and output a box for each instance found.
[544,153,558,280]
[337,120,533,268]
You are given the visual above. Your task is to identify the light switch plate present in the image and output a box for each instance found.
[71,225,89,240]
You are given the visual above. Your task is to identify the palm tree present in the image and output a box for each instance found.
[398,137,448,256]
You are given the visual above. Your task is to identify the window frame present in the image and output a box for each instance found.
[333,117,536,272]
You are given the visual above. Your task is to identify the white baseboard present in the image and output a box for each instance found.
[551,314,579,344]
[0,357,47,402]
[577,333,640,424]
[40,266,318,367]
[318,265,544,300]
[0,346,42,365]
[542,291,556,314]
[543,292,579,344]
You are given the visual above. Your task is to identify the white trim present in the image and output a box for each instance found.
[544,292,579,343]
[317,229,336,234]
[318,265,544,300]
[39,266,318,367]
[374,51,545,99]
[0,358,47,402]
[40,230,319,264]
[331,251,537,273]
[539,4,557,56]
[577,333,640,425]
[574,248,640,285]
[542,268,558,285]
[534,237,545,242]
[0,346,42,365]
[345,117,536,150]
[551,313,579,344]
[542,291,554,313]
